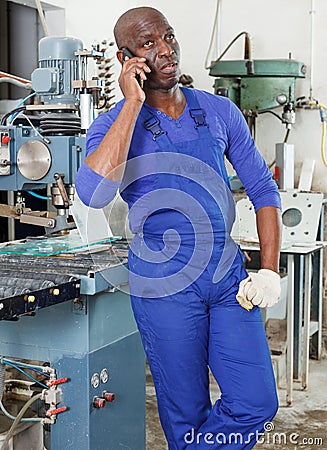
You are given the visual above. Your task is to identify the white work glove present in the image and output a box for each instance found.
[236,269,281,310]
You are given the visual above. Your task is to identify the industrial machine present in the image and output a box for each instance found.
[209,40,307,190]
[0,37,146,450]
[209,58,306,127]
[0,36,107,234]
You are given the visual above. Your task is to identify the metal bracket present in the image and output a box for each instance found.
[0,203,56,227]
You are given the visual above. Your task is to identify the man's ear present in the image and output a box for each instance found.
[117,50,123,65]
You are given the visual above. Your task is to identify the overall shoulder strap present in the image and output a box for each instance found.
[139,106,172,149]
[181,87,210,137]
[140,88,210,144]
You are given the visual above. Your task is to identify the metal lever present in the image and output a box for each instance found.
[54,173,71,208]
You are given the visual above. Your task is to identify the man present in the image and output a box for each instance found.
[75,7,282,449]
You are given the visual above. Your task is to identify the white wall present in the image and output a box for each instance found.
[45,0,327,192]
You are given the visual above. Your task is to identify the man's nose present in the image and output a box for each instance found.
[158,40,174,57]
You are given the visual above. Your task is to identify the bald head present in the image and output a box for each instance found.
[114,7,168,49]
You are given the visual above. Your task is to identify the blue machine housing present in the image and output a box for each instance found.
[0,125,85,191]
[0,260,146,450]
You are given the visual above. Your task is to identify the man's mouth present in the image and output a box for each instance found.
[160,62,178,74]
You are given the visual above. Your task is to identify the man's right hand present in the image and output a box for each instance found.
[118,56,151,103]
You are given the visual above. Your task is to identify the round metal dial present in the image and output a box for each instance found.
[17,140,51,180]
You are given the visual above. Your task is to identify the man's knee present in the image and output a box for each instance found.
[250,387,279,424]
[263,389,279,421]
[231,386,279,425]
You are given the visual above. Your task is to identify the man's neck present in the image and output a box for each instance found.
[144,85,186,120]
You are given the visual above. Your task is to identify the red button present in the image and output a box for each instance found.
[93,397,106,408]
[1,136,11,145]
[103,392,115,403]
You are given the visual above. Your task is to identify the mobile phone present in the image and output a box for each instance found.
[122,48,142,86]
[122,48,136,62]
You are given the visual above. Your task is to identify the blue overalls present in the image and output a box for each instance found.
[127,88,278,449]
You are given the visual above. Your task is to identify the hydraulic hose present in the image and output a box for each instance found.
[310,101,327,168]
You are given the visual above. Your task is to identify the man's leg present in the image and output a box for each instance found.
[192,302,278,449]
[130,289,211,450]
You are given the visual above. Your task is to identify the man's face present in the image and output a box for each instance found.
[127,11,181,91]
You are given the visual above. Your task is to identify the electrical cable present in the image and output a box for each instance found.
[1,358,50,383]
[8,92,36,124]
[5,379,32,387]
[11,112,51,144]
[2,361,48,389]
[26,190,51,201]
[1,393,43,450]
[15,92,36,109]
[29,368,50,378]
[0,399,42,423]
[0,107,26,125]
[2,361,50,378]
[4,362,47,388]
[284,128,291,143]
[0,71,31,84]
[205,0,222,69]
[1,358,45,372]
[35,0,49,36]
[258,110,283,122]
[208,31,249,69]
[0,78,32,90]
[268,159,276,170]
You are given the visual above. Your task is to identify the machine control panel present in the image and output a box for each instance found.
[0,130,12,175]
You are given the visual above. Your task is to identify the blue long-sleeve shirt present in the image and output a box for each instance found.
[75,89,281,233]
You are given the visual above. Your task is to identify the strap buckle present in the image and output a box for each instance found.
[143,116,167,140]
[189,108,208,128]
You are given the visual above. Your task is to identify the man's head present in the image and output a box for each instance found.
[114,7,181,91]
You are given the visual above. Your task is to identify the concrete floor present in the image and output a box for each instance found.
[146,358,327,449]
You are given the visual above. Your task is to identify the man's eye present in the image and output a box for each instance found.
[166,34,175,41]
[143,41,153,47]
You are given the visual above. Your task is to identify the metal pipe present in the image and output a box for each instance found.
[35,0,49,37]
